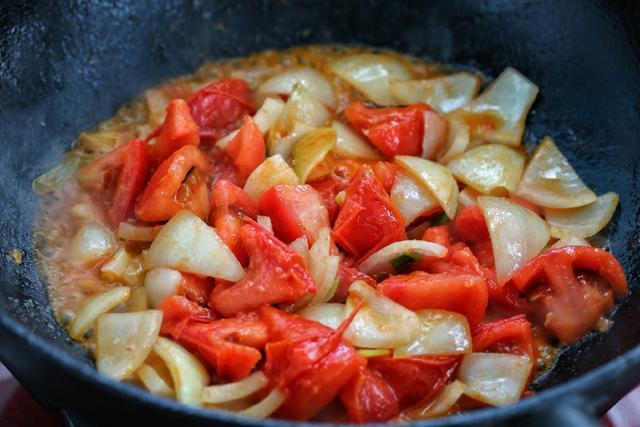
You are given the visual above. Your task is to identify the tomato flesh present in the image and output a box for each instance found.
[225,115,265,184]
[147,99,200,165]
[472,315,535,358]
[340,367,400,423]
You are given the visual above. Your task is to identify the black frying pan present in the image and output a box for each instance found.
[1,0,640,425]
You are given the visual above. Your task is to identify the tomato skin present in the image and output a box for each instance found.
[332,262,377,303]
[177,273,214,306]
[188,78,255,141]
[225,115,265,184]
[210,221,316,317]
[340,367,400,423]
[147,99,200,164]
[345,102,430,157]
[258,185,330,244]
[211,208,249,266]
[333,167,405,261]
[208,146,242,185]
[210,179,258,218]
[472,315,535,358]
[158,295,215,339]
[452,205,489,243]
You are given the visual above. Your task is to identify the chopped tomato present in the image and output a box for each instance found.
[188,78,255,141]
[345,102,431,157]
[340,367,400,423]
[370,161,398,193]
[422,225,452,251]
[208,146,241,185]
[470,239,495,268]
[158,295,215,339]
[309,175,343,224]
[225,115,265,184]
[211,208,249,265]
[332,262,377,303]
[134,145,210,222]
[177,273,214,306]
[210,221,316,317]
[147,99,200,164]
[452,205,489,243]
[258,184,330,244]
[75,139,150,228]
[333,167,405,261]
[210,179,258,218]
[473,315,535,358]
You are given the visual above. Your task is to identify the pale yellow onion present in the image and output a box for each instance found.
[95,310,162,380]
[421,110,448,160]
[289,236,309,264]
[390,72,481,114]
[545,192,618,239]
[145,88,169,128]
[357,349,391,358]
[153,337,210,407]
[100,248,135,283]
[203,371,269,405]
[327,53,412,105]
[292,128,337,183]
[239,388,286,418]
[69,202,95,221]
[395,155,459,219]
[256,215,274,234]
[458,187,481,208]
[258,67,336,108]
[68,286,130,339]
[344,280,420,349]
[515,137,597,208]
[462,67,539,146]
[357,240,448,276]
[297,303,346,330]
[438,116,470,164]
[119,286,149,312]
[331,120,382,160]
[448,144,525,195]
[217,97,285,150]
[478,196,550,284]
[394,310,472,357]
[550,235,591,249]
[243,155,299,201]
[137,363,175,398]
[390,171,440,226]
[117,222,163,242]
[145,210,245,281]
[144,267,182,308]
[457,353,532,406]
[407,380,466,419]
[308,228,340,304]
[68,222,116,266]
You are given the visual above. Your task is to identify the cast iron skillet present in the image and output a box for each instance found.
[1,0,640,425]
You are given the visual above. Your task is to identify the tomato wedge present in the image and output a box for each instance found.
[225,115,265,184]
[472,315,535,358]
[177,273,214,306]
[158,295,215,339]
[452,204,489,243]
[340,367,400,423]
[332,261,377,303]
[210,179,258,218]
[147,99,200,165]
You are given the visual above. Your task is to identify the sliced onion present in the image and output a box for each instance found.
[95,310,162,380]
[117,222,163,242]
[203,371,269,405]
[438,116,470,164]
[545,192,618,239]
[550,235,591,249]
[258,67,336,108]
[100,248,134,283]
[358,240,448,276]
[357,349,392,358]
[119,286,149,312]
[289,236,309,263]
[145,88,169,128]
[421,110,448,160]
[461,67,539,146]
[137,363,175,398]
[238,388,286,418]
[256,215,274,234]
[478,196,550,284]
[394,310,472,357]
[395,155,459,219]
[327,53,412,105]
[297,303,346,330]
[406,380,466,419]
[390,171,440,226]
[344,280,420,349]
[68,222,116,266]
[515,137,597,208]
[69,202,95,221]
[331,120,383,160]
[308,228,340,304]
[448,144,525,195]
[457,353,532,406]
[144,267,182,308]
[458,187,481,208]
[243,155,299,201]
[390,72,481,114]
[292,128,336,183]
[68,286,130,339]
[217,97,286,150]
[145,210,245,281]
[153,337,210,407]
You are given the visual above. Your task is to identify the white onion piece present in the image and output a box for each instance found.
[545,192,618,239]
[69,202,95,221]
[257,215,274,234]
[137,363,175,398]
[145,210,244,281]
[216,97,287,150]
[457,353,532,406]
[119,286,148,312]
[408,380,466,418]
[458,187,481,208]
[145,88,169,128]
[297,303,346,330]
[327,53,411,105]
[478,196,550,284]
[344,281,420,349]
[100,248,135,283]
[421,111,448,160]
[390,171,440,226]
[258,67,337,108]
[95,310,162,380]
[203,371,269,405]
[153,337,210,407]
[390,72,481,113]
[448,144,525,195]
[144,267,182,308]
[68,286,130,339]
[550,235,591,249]
[308,228,340,304]
[515,137,597,208]
[68,222,116,266]
[331,120,383,160]
[462,67,539,146]
[243,155,299,201]
[289,236,309,263]
[358,240,448,276]
[395,155,459,219]
[292,128,336,183]
[239,388,286,418]
[117,222,163,242]
[394,310,472,357]
[438,116,470,164]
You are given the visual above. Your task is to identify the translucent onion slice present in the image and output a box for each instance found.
[515,137,597,208]
[550,235,591,249]
[406,380,466,419]
[95,310,162,380]
[153,337,210,407]
[448,144,525,195]
[395,155,459,219]
[308,228,340,304]
[421,110,448,160]
[457,353,532,406]
[458,187,481,208]
[144,267,182,308]
[292,128,337,183]
[120,286,149,312]
[217,97,286,150]
[258,67,337,108]
[69,202,95,221]
[331,120,383,160]
[297,303,346,330]
[243,155,299,201]
[358,240,448,276]
[145,210,245,281]
[117,222,163,242]
[256,215,274,234]
[137,363,175,398]
[461,67,539,146]
[145,88,169,128]
[390,171,440,226]
[100,248,135,283]
[289,236,309,263]
[68,286,130,339]
[327,53,412,105]
[357,349,392,358]
[203,371,269,405]
[478,196,550,284]
[438,116,470,164]
[68,222,116,266]
[545,192,618,239]
[390,72,481,113]
[344,280,420,349]
[239,388,286,418]
[394,310,472,357]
